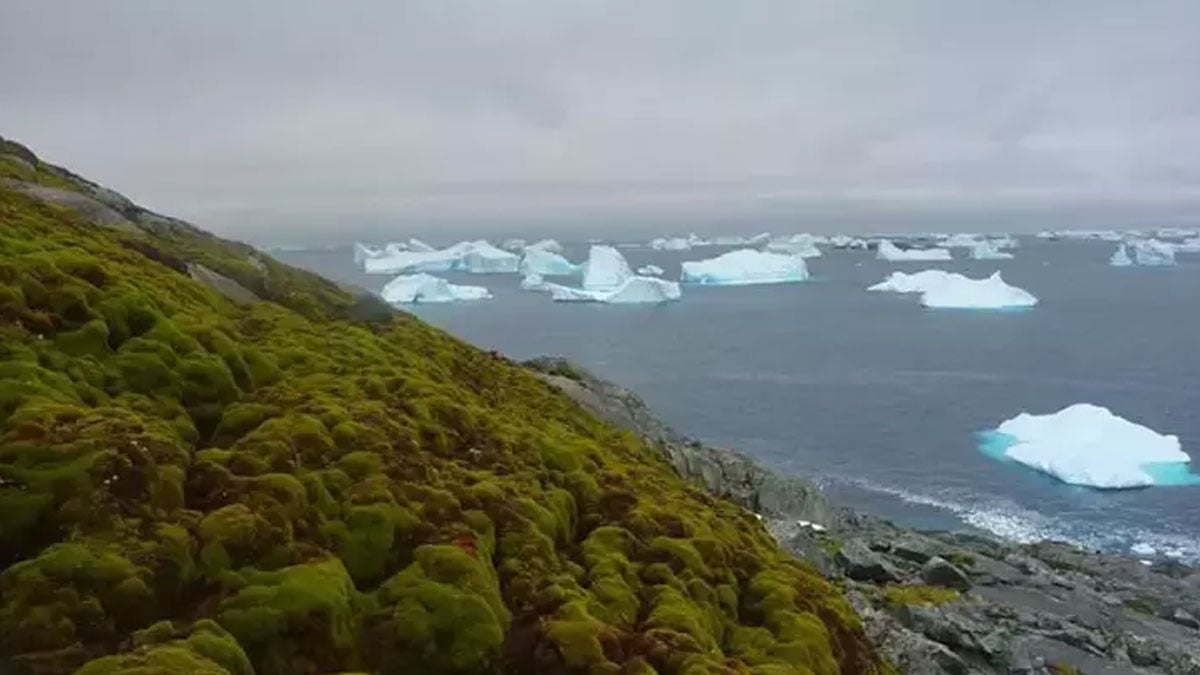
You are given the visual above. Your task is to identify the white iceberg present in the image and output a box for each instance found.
[1130,239,1176,266]
[983,403,1195,489]
[379,273,491,304]
[970,241,1015,260]
[940,233,985,248]
[711,232,771,246]
[549,276,681,304]
[1110,244,1133,267]
[527,238,564,254]
[520,273,551,291]
[519,247,579,276]
[408,238,436,252]
[353,243,384,264]
[637,264,665,276]
[765,234,823,258]
[876,240,953,262]
[869,270,1037,309]
[458,240,521,273]
[1172,237,1200,253]
[650,236,693,251]
[364,240,518,274]
[681,249,809,286]
[501,238,527,252]
[829,235,869,250]
[582,245,635,290]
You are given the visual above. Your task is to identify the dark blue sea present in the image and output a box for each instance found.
[274,238,1200,562]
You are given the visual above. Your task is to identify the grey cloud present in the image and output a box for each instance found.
[2,0,1199,240]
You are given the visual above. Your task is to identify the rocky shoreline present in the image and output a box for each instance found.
[526,357,1200,675]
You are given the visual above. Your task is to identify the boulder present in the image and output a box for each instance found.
[922,557,972,591]
[837,540,900,583]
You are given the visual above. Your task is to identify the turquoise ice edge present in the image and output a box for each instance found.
[974,430,1200,487]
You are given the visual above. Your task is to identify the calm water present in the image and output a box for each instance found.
[275,239,1200,561]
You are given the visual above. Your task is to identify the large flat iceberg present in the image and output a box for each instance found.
[980,404,1197,489]
[680,249,809,286]
[519,247,579,276]
[876,240,953,262]
[380,273,492,304]
[869,270,1037,309]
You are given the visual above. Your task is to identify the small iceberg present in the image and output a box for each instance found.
[829,235,868,250]
[765,234,823,258]
[519,247,579,276]
[1110,244,1133,267]
[869,270,1037,309]
[501,238,527,252]
[380,273,491,304]
[353,243,384,264]
[539,246,679,304]
[681,249,809,286]
[969,241,1015,260]
[650,236,694,251]
[980,403,1197,489]
[363,240,518,274]
[1172,237,1200,253]
[549,276,681,304]
[637,264,665,276]
[1130,239,1176,266]
[940,233,985,248]
[876,240,953,262]
[582,245,635,290]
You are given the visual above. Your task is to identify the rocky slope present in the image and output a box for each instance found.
[526,358,1200,675]
[0,137,883,674]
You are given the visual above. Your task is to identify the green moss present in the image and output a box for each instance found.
[0,147,882,675]
[882,584,960,608]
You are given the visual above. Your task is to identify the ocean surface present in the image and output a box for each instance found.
[274,238,1200,562]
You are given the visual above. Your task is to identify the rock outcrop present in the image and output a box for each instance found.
[531,357,1200,675]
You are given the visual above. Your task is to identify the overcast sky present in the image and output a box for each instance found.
[3,1,1199,240]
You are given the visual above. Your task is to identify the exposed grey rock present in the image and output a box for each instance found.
[526,356,832,524]
[187,263,261,305]
[3,180,137,231]
[1164,608,1199,630]
[923,556,972,591]
[837,540,901,582]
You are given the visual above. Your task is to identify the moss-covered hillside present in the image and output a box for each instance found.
[0,137,881,674]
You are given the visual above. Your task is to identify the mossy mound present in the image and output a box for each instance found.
[0,137,882,674]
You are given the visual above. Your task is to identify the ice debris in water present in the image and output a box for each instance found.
[876,240,953,262]
[980,403,1197,489]
[519,247,579,276]
[380,273,491,304]
[637,264,665,276]
[868,270,1037,309]
[680,249,809,286]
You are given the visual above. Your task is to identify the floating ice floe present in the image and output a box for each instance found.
[869,270,1037,309]
[970,241,1015,260]
[520,274,550,291]
[1039,230,1126,242]
[380,273,491,304]
[1110,245,1133,267]
[681,249,809,286]
[519,247,579,276]
[980,403,1198,489]
[828,235,869,250]
[876,240,953,262]
[765,234,823,258]
[363,240,519,274]
[637,264,665,276]
[1130,240,1176,266]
